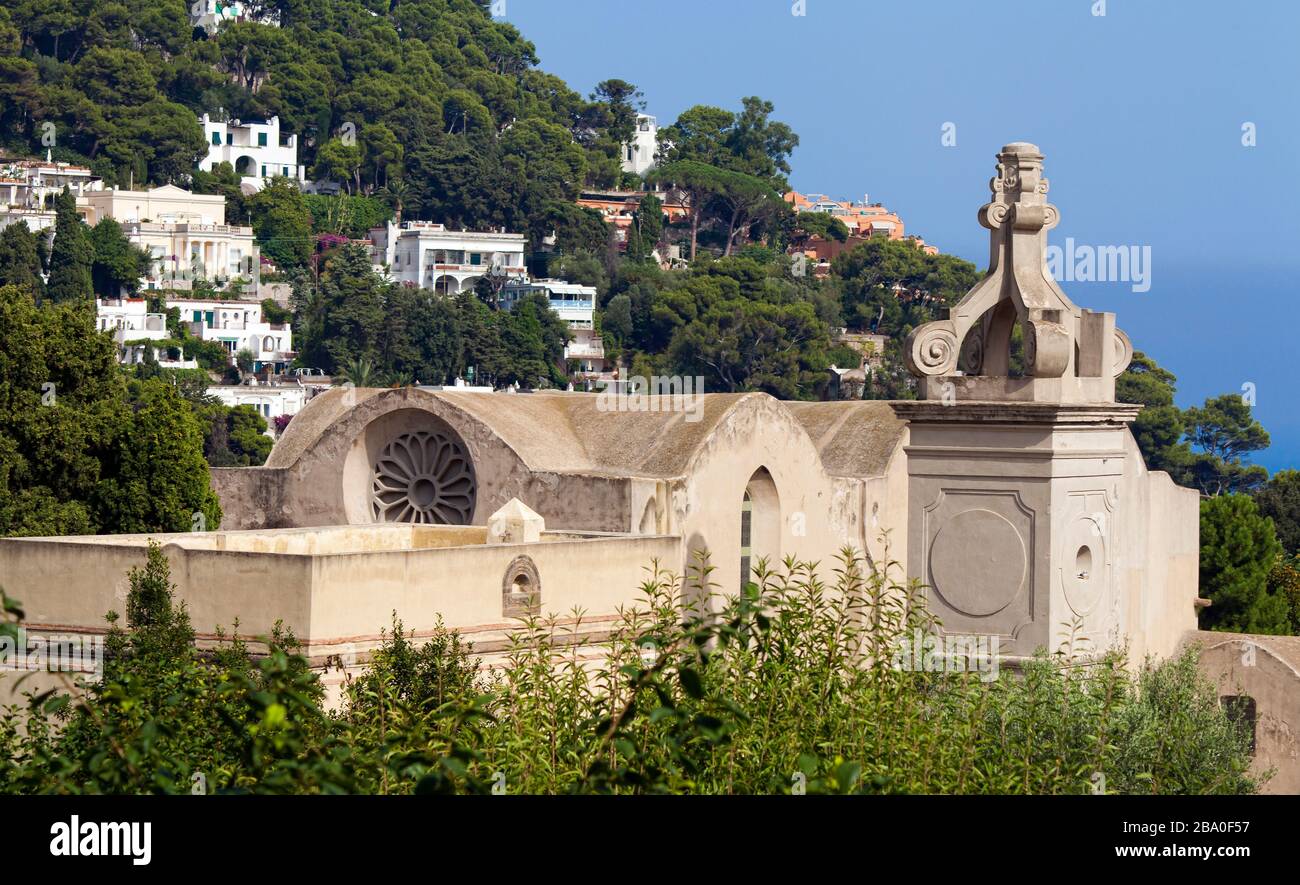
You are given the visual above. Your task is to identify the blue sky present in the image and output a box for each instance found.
[509,0,1300,470]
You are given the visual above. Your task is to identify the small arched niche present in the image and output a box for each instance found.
[502,555,541,618]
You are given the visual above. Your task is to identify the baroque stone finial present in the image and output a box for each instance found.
[905,143,1132,403]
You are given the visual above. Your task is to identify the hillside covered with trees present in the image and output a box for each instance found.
[0,0,1294,643]
[1,0,643,251]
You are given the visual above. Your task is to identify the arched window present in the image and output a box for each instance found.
[739,490,752,589]
[740,468,780,590]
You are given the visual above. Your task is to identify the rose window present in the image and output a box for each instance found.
[371,430,476,524]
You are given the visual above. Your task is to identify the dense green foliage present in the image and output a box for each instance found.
[201,403,274,467]
[89,217,151,297]
[1199,494,1287,634]
[303,193,394,239]
[0,0,650,253]
[131,359,273,467]
[1254,469,1300,556]
[793,210,849,243]
[586,254,843,398]
[1266,555,1300,635]
[44,187,93,303]
[0,221,46,300]
[0,284,221,536]
[292,242,568,387]
[833,237,979,335]
[1117,352,1271,496]
[0,545,1262,794]
[248,177,315,270]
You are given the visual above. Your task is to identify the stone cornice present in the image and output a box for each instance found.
[889,400,1142,426]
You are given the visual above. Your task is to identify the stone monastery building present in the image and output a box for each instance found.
[3,144,1296,791]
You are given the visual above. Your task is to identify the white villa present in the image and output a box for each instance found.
[199,114,305,193]
[0,153,101,232]
[210,382,308,426]
[621,114,659,178]
[95,297,197,370]
[500,279,608,378]
[370,221,527,295]
[86,185,257,291]
[95,297,167,341]
[95,295,295,376]
[170,298,294,374]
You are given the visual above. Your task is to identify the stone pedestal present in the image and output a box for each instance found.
[893,401,1141,660]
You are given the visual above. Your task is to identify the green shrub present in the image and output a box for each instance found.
[0,547,1263,795]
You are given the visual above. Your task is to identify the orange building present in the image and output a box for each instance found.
[786,191,908,240]
[787,190,939,273]
[576,188,691,248]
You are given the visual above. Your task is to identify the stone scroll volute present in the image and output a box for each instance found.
[904,143,1133,402]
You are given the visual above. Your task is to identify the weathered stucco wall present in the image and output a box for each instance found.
[1189,631,1300,794]
[1121,442,1200,663]
[894,401,1199,663]
[0,526,681,707]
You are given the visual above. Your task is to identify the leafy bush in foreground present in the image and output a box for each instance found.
[0,544,1262,794]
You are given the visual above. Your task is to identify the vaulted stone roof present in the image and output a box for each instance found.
[268,388,907,481]
[784,400,907,477]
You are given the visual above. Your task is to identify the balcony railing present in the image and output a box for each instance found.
[127,222,254,235]
[565,342,606,359]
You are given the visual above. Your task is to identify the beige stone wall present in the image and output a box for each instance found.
[213,390,913,600]
[1120,446,1200,663]
[215,390,635,533]
[661,395,853,594]
[0,527,680,708]
[895,402,1199,663]
[1190,632,1300,794]
[207,389,1200,672]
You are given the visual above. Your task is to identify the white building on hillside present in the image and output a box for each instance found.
[87,185,257,291]
[370,221,527,295]
[0,152,101,232]
[189,1,281,34]
[95,297,197,370]
[199,114,305,193]
[169,298,294,374]
[210,382,308,427]
[621,114,659,178]
[95,295,292,374]
[500,279,608,378]
[96,297,167,341]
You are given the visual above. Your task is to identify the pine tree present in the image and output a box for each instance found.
[1199,494,1288,634]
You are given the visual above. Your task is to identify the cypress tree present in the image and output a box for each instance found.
[0,220,45,300]
[44,186,93,304]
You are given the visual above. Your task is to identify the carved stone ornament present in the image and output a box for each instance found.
[904,143,1133,401]
[371,429,476,524]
